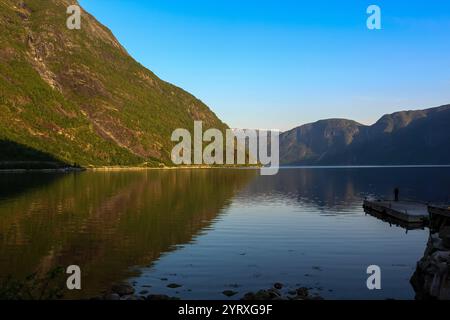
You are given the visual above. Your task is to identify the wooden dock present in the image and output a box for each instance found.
[363,200,429,224]
[429,205,450,218]
[428,205,450,232]
[364,207,426,230]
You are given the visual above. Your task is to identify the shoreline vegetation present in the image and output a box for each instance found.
[0,162,263,173]
[2,162,450,173]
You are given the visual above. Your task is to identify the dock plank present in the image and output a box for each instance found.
[363,200,429,224]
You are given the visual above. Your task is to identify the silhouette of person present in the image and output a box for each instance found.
[394,187,399,202]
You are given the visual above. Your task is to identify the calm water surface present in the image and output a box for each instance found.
[1,167,449,299]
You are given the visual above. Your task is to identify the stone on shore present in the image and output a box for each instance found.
[411,232,450,300]
[296,287,309,298]
[111,283,135,296]
[222,290,238,297]
[241,286,321,301]
[273,282,283,290]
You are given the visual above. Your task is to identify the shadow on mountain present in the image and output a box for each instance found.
[0,139,76,199]
[0,139,71,169]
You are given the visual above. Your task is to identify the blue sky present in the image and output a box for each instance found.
[80,0,450,131]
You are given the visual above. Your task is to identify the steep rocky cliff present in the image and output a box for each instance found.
[0,0,227,167]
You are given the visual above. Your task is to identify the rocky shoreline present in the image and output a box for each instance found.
[240,284,323,301]
[96,283,324,301]
[410,226,450,300]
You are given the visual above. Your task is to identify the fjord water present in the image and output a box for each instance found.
[0,168,449,300]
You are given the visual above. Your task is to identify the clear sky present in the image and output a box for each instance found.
[79,0,450,131]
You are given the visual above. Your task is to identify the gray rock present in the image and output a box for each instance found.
[254,290,272,300]
[111,283,135,296]
[241,286,323,301]
[242,292,256,300]
[222,290,238,297]
[267,288,281,298]
[296,287,309,298]
[273,282,283,290]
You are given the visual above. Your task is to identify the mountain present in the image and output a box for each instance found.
[280,104,450,165]
[0,0,227,168]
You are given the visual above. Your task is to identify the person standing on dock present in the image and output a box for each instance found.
[394,187,399,202]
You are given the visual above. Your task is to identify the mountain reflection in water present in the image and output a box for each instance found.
[0,167,449,299]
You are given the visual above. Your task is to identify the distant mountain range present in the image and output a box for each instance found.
[280,104,450,165]
[0,0,226,167]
